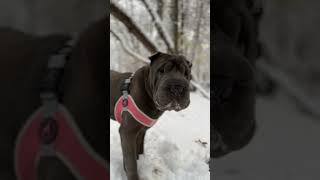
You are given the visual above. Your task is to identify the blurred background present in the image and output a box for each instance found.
[215,0,320,179]
[0,0,105,34]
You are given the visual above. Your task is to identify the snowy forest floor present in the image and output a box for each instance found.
[213,90,320,180]
[110,93,211,180]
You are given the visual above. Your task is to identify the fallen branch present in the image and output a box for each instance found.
[256,60,320,120]
[191,80,210,99]
[110,29,149,64]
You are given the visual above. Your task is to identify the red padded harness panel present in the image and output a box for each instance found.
[114,95,157,127]
[15,105,109,180]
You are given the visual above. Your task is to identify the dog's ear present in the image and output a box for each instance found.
[187,60,193,80]
[186,60,192,68]
[179,55,192,68]
[149,52,164,64]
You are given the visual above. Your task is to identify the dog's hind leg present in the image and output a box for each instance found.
[136,130,146,160]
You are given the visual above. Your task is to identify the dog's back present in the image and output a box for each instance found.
[0,27,70,179]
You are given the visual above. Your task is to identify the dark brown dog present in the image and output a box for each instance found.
[211,0,264,159]
[0,16,108,179]
[110,52,192,180]
[212,26,256,158]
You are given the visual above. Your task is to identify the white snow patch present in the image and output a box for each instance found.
[110,93,210,180]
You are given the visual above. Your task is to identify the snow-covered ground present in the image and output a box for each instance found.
[110,93,210,180]
[212,91,320,180]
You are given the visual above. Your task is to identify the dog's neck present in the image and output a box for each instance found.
[62,17,109,160]
[130,66,164,119]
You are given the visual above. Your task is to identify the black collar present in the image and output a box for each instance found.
[120,73,134,95]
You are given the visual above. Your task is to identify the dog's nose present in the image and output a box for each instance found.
[170,85,185,96]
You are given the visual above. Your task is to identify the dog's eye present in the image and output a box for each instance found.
[184,71,189,77]
[159,68,165,74]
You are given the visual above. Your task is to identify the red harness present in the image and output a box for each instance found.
[15,104,109,180]
[114,95,158,127]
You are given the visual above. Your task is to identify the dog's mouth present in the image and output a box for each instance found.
[155,99,185,112]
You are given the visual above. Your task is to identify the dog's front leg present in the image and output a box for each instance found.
[37,157,76,180]
[119,122,140,180]
[136,130,146,159]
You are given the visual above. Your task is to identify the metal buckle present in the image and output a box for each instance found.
[40,92,59,145]
[122,90,129,111]
[48,54,66,68]
[40,117,59,144]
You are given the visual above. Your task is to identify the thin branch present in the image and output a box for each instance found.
[257,60,320,120]
[173,0,179,53]
[111,1,159,53]
[110,29,149,64]
[190,1,204,62]
[191,80,210,99]
[139,0,175,52]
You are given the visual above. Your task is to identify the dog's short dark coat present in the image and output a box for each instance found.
[213,0,263,63]
[211,0,264,158]
[212,26,256,158]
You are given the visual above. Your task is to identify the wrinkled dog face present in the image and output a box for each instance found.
[148,52,192,111]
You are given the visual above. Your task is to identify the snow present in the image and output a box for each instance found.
[212,91,320,179]
[110,93,210,180]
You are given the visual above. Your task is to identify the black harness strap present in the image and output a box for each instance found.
[40,39,74,98]
[39,39,75,155]
[120,74,134,95]
[119,74,134,109]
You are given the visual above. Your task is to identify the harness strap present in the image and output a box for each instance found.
[15,38,110,180]
[15,105,109,180]
[38,39,74,156]
[115,95,157,127]
[40,39,74,99]
[115,74,158,127]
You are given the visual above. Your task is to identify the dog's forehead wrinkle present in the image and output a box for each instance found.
[165,59,188,71]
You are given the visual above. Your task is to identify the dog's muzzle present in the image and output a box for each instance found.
[154,79,190,111]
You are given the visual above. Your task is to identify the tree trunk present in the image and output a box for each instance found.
[190,1,204,62]
[173,0,179,53]
[157,0,164,19]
